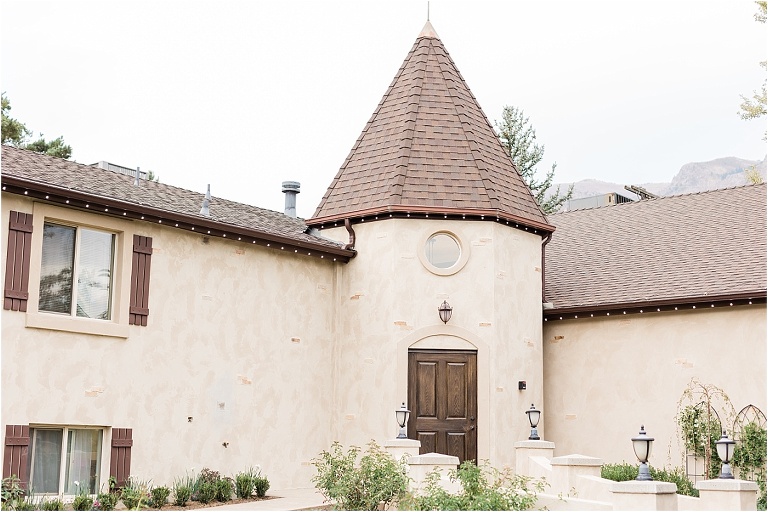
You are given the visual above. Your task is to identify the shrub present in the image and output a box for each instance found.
[234,471,255,499]
[197,481,217,504]
[150,486,171,508]
[312,441,408,510]
[1,475,25,509]
[40,498,64,511]
[215,478,233,502]
[601,462,699,497]
[72,494,93,511]
[96,491,118,511]
[402,460,542,511]
[173,485,191,507]
[121,478,150,510]
[253,475,270,498]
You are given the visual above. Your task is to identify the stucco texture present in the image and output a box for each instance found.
[543,305,767,469]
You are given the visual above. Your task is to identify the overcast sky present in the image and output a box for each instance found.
[2,1,766,218]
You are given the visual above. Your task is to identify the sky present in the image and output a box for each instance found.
[2,1,766,218]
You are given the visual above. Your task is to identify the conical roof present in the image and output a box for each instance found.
[309,22,553,233]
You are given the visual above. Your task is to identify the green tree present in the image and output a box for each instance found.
[496,105,573,214]
[1,93,72,159]
[739,1,767,140]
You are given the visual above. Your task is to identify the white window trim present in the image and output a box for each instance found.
[26,203,133,338]
[28,425,105,497]
[418,228,470,276]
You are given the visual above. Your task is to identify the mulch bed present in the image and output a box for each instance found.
[107,496,276,510]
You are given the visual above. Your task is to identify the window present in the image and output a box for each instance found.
[38,223,115,320]
[419,230,470,276]
[29,428,102,495]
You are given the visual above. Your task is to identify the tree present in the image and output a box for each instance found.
[1,93,72,159]
[738,1,766,140]
[495,105,572,214]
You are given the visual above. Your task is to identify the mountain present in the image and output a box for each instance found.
[554,156,767,203]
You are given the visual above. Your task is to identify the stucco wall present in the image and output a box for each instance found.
[543,306,767,469]
[1,194,339,489]
[322,218,545,469]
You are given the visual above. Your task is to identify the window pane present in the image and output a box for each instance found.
[31,429,63,494]
[39,223,75,314]
[425,234,460,268]
[76,229,115,320]
[64,430,102,495]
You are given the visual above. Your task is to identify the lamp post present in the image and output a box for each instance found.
[525,404,541,440]
[396,402,410,439]
[632,425,654,481]
[715,430,736,479]
[438,301,453,324]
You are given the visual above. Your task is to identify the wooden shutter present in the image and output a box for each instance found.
[129,235,152,326]
[3,425,30,489]
[4,212,33,312]
[110,428,133,488]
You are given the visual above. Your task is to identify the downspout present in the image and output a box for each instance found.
[344,218,356,250]
[541,232,553,303]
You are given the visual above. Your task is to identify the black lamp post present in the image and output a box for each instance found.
[715,430,736,479]
[525,404,541,440]
[396,402,410,439]
[438,301,453,324]
[632,425,655,481]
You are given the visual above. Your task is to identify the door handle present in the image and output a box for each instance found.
[469,425,475,430]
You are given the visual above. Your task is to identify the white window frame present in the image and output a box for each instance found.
[28,426,104,497]
[25,203,133,338]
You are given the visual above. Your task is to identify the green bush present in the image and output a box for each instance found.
[150,485,171,508]
[121,478,150,510]
[312,441,409,510]
[1,475,25,509]
[96,492,118,511]
[172,485,191,507]
[401,460,542,511]
[197,482,217,504]
[234,471,255,499]
[601,462,699,497]
[40,498,64,511]
[72,494,93,511]
[733,422,767,510]
[215,478,233,502]
[253,475,270,498]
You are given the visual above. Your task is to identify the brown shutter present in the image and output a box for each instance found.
[3,425,30,489]
[110,428,133,488]
[129,235,152,326]
[4,211,33,312]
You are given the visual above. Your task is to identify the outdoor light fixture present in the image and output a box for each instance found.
[438,301,453,324]
[396,402,410,439]
[715,430,736,479]
[632,425,655,481]
[525,404,541,440]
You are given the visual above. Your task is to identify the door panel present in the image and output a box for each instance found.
[408,350,477,463]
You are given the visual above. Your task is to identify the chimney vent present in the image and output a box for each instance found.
[282,181,300,217]
[200,184,211,217]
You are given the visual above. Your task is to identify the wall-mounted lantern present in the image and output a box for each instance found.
[438,301,453,324]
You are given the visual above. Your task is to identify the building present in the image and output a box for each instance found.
[2,20,765,496]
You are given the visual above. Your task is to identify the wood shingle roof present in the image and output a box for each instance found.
[309,22,552,232]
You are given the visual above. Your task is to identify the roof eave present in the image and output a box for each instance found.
[308,204,555,235]
[1,175,357,262]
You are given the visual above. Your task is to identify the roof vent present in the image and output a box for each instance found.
[282,181,300,217]
[200,184,211,217]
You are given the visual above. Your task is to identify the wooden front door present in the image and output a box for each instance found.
[407,350,477,463]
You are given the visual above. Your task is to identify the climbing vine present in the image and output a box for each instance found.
[733,422,767,510]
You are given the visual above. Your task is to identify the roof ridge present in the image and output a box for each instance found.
[551,182,767,216]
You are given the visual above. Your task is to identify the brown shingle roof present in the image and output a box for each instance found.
[1,145,353,258]
[544,184,767,311]
[309,22,552,232]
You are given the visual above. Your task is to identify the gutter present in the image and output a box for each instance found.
[541,232,553,303]
[2,176,357,263]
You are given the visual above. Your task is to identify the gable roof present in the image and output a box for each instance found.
[1,145,355,261]
[544,184,767,313]
[309,22,552,233]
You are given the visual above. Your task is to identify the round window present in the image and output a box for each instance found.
[425,233,460,269]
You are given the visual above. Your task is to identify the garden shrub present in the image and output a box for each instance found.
[72,494,93,511]
[173,485,191,507]
[234,471,255,499]
[312,441,409,510]
[40,497,64,511]
[401,460,542,511]
[215,478,233,502]
[150,485,171,508]
[196,481,217,504]
[253,475,270,498]
[96,491,118,511]
[601,462,699,497]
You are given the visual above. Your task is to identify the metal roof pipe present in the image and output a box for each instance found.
[282,181,300,217]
